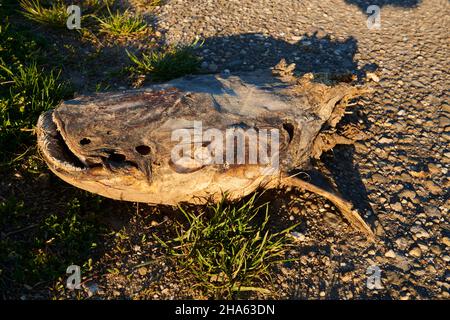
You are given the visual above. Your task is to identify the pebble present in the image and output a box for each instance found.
[150,220,159,227]
[366,72,380,82]
[399,189,416,200]
[440,237,450,247]
[390,202,402,212]
[378,137,393,144]
[385,250,396,258]
[395,237,412,250]
[410,225,430,239]
[371,173,388,184]
[408,247,422,258]
[423,180,442,195]
[290,231,306,241]
[84,282,99,298]
[138,267,148,276]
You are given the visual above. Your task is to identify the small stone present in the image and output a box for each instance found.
[400,293,410,300]
[427,163,441,175]
[423,180,441,195]
[439,116,450,128]
[161,288,170,295]
[319,291,325,297]
[395,255,411,272]
[341,273,353,282]
[399,189,416,200]
[281,267,290,275]
[430,245,442,255]
[417,243,429,253]
[371,173,388,184]
[290,231,306,241]
[290,206,300,215]
[408,247,422,258]
[424,205,441,218]
[390,202,402,212]
[426,264,437,274]
[410,225,430,239]
[395,237,411,250]
[440,237,450,247]
[410,170,428,178]
[138,267,148,276]
[85,282,99,298]
[385,249,396,258]
[366,72,380,82]
[37,173,50,187]
[378,137,393,144]
[151,220,159,227]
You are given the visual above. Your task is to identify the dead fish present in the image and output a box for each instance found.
[36,64,374,238]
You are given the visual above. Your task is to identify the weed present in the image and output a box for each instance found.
[126,43,200,81]
[0,195,107,293]
[155,194,298,299]
[75,0,115,13]
[0,22,44,70]
[146,0,164,7]
[96,8,148,36]
[19,0,69,28]
[0,197,26,228]
[0,62,71,164]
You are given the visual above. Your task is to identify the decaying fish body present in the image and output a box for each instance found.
[37,66,374,238]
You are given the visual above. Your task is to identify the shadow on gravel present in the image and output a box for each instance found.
[344,0,421,12]
[322,146,374,222]
[198,32,361,77]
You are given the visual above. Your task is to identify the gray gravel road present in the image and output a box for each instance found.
[122,0,450,299]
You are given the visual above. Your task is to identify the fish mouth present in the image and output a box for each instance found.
[36,110,152,202]
[37,110,89,174]
[37,110,147,179]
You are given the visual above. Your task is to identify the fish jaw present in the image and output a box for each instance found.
[36,110,154,202]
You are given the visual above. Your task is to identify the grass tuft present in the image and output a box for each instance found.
[155,194,298,299]
[126,42,201,81]
[0,62,71,164]
[19,0,69,28]
[96,8,148,36]
[80,0,115,13]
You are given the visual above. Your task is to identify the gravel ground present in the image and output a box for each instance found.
[142,0,449,299]
[6,0,448,300]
